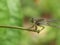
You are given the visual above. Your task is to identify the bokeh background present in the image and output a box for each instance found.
[0,0,60,45]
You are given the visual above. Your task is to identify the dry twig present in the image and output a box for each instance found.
[0,25,40,33]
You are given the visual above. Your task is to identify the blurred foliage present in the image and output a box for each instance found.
[0,0,60,45]
[0,0,25,45]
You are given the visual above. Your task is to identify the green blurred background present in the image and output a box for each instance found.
[0,0,60,45]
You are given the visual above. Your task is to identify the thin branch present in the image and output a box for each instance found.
[0,25,39,33]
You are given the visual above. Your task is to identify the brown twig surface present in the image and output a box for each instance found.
[0,25,39,33]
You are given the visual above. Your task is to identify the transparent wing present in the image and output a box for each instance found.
[47,19,60,28]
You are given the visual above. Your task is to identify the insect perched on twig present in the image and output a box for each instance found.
[29,11,60,33]
[30,18,47,33]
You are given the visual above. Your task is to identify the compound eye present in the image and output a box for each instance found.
[31,18,34,23]
[31,18,37,23]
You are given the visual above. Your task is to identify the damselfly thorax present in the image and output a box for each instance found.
[29,18,47,33]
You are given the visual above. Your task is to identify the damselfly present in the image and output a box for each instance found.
[30,11,60,33]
